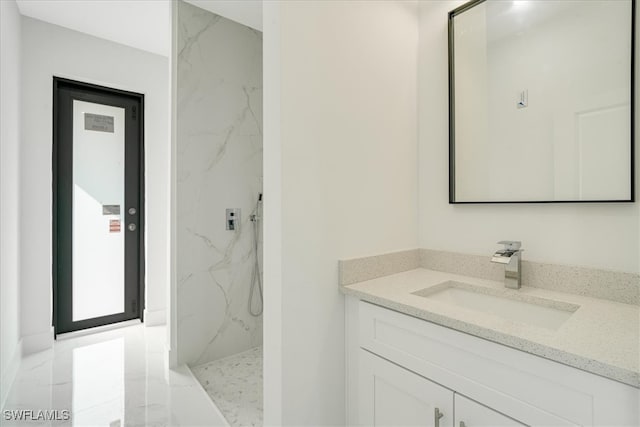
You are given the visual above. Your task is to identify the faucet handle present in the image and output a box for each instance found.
[497,240,522,251]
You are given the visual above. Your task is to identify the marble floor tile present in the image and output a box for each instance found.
[191,347,262,427]
[1,324,226,427]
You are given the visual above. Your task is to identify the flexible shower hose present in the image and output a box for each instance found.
[249,196,263,317]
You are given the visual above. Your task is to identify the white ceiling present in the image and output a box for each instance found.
[15,0,263,58]
[16,0,172,57]
[184,0,262,31]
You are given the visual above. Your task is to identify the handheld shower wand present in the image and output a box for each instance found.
[249,193,263,316]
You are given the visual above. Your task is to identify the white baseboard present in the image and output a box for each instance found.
[0,338,22,410]
[21,327,53,356]
[144,308,166,326]
[166,342,178,370]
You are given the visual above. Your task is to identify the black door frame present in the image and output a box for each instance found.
[52,77,145,336]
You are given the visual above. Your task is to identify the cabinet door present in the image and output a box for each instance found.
[359,350,454,427]
[454,394,525,427]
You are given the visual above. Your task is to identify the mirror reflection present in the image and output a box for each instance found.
[450,0,634,203]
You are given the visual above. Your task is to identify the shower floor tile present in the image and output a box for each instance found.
[191,346,263,427]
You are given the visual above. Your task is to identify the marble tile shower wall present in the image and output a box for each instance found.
[177,0,263,366]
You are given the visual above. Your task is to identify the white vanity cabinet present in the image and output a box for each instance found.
[345,297,639,427]
[454,394,525,427]
[359,349,454,427]
[359,350,527,427]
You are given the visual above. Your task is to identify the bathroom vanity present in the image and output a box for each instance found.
[342,268,639,427]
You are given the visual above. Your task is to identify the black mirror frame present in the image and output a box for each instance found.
[448,0,636,204]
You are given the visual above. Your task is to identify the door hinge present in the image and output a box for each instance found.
[132,106,137,120]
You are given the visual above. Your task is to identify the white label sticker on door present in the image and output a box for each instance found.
[85,113,114,133]
[102,204,120,215]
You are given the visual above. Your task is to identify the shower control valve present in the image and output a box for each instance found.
[226,208,241,231]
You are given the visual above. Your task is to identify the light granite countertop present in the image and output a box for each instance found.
[341,268,640,388]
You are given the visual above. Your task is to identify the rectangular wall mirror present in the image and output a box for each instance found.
[449,0,635,203]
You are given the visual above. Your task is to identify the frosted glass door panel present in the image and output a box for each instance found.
[72,100,125,321]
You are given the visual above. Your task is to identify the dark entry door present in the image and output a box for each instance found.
[53,77,144,335]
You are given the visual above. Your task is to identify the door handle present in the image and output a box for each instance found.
[434,407,444,427]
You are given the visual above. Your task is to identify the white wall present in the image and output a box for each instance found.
[262,2,282,424]
[20,16,170,353]
[0,0,22,409]
[264,1,419,424]
[418,1,639,274]
[184,0,262,31]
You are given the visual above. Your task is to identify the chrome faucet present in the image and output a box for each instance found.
[491,241,523,289]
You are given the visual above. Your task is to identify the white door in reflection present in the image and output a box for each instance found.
[72,101,125,321]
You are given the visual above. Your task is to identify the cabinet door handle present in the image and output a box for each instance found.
[434,407,444,427]
[460,422,466,427]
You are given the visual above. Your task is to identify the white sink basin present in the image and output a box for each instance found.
[412,281,580,330]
